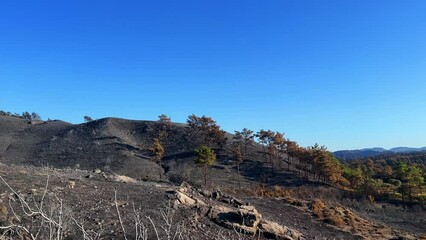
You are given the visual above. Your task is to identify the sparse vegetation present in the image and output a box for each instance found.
[342,154,426,207]
[194,146,216,187]
[186,114,226,149]
[234,128,254,159]
[0,109,425,239]
[84,116,93,122]
[156,114,172,144]
[149,138,165,179]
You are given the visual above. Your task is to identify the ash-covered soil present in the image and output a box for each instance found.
[0,115,425,239]
[247,198,362,240]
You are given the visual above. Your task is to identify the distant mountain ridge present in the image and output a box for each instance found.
[333,146,426,160]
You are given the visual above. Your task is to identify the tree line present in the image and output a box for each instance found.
[0,110,42,121]
[145,114,350,189]
[344,155,426,207]
[145,113,425,207]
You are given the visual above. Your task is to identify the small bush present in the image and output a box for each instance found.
[310,199,325,218]
[324,215,345,227]
[252,185,294,199]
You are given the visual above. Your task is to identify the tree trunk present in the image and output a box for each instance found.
[159,160,162,180]
[287,156,290,171]
[401,183,406,209]
[203,165,208,187]
[237,163,240,175]
[262,145,267,162]
[408,185,412,203]
[238,164,241,189]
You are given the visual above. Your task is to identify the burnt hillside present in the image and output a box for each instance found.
[0,115,318,189]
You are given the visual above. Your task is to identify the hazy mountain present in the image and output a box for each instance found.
[333,146,426,160]
[363,147,388,152]
[389,147,426,153]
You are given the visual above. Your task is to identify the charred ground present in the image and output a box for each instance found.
[0,114,424,239]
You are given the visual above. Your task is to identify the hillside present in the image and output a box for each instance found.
[0,115,316,188]
[0,114,425,239]
[0,116,162,180]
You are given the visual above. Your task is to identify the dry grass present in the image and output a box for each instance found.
[305,198,418,240]
[323,215,345,227]
[310,199,325,218]
[322,208,345,227]
[252,185,294,199]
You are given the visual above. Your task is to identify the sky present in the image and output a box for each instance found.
[1,0,426,151]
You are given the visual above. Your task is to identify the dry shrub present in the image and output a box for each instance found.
[252,185,294,199]
[235,187,257,197]
[324,215,345,227]
[272,185,294,198]
[342,208,357,228]
[309,199,350,228]
[253,185,265,198]
[345,214,356,229]
[284,197,306,208]
[322,208,345,227]
[337,177,351,189]
[310,199,325,218]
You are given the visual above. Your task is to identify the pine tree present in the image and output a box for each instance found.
[149,138,165,179]
[241,128,254,158]
[84,116,93,122]
[187,114,226,148]
[157,114,172,142]
[194,146,216,186]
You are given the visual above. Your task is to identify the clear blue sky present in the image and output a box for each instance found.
[1,0,425,151]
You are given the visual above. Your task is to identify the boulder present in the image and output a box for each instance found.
[260,220,303,240]
[114,175,137,184]
[167,190,206,207]
[175,191,196,206]
[208,205,262,235]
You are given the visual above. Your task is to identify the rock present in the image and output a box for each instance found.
[208,205,262,235]
[200,189,211,198]
[212,190,222,199]
[230,197,245,207]
[208,204,303,239]
[260,220,303,240]
[194,197,206,206]
[94,169,102,174]
[68,181,76,189]
[167,190,196,206]
[179,181,192,193]
[114,175,137,184]
[178,186,188,193]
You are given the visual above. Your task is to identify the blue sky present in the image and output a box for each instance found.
[1,0,425,151]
